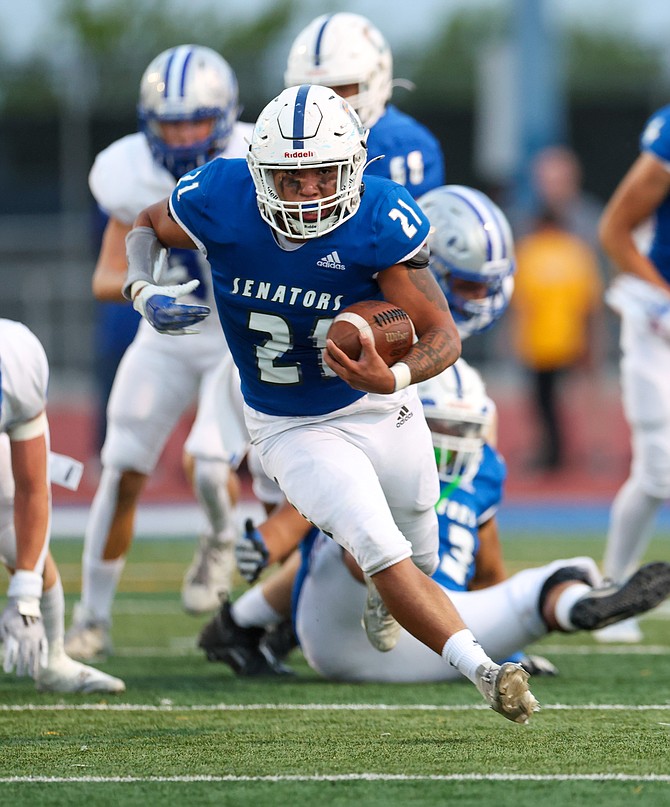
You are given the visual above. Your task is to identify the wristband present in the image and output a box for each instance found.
[7,569,43,600]
[390,362,412,392]
[130,280,149,301]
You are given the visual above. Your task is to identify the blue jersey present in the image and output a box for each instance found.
[431,444,506,592]
[170,158,430,417]
[366,105,445,199]
[641,105,670,283]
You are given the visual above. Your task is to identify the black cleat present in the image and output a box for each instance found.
[198,600,294,677]
[261,618,299,662]
[570,562,670,631]
[517,654,559,677]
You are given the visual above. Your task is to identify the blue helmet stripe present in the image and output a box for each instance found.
[314,15,334,66]
[292,84,311,149]
[446,186,509,263]
[452,363,464,399]
[162,50,176,98]
[179,49,194,97]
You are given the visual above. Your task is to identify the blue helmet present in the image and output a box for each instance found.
[418,185,515,339]
[138,44,240,178]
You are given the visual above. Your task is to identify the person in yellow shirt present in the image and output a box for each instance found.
[511,209,603,470]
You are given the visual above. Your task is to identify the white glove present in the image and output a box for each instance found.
[1,597,48,677]
[132,279,210,335]
[235,519,270,583]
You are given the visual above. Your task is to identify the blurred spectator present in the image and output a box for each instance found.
[513,146,605,254]
[510,209,604,470]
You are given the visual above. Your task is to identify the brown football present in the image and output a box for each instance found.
[326,300,415,366]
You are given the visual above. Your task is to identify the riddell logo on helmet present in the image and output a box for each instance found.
[284,151,314,158]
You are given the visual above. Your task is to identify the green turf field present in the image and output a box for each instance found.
[2,532,670,806]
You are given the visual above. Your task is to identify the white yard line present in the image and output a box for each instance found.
[2,773,670,783]
[3,702,670,712]
[105,643,670,657]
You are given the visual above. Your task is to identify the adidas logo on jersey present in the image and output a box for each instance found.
[317,251,346,271]
[396,405,413,428]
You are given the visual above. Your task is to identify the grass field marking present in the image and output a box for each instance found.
[3,702,670,712]
[105,643,670,658]
[2,774,670,784]
[530,644,670,655]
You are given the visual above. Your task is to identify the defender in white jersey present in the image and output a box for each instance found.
[124,85,540,724]
[0,320,124,693]
[596,104,670,642]
[65,45,255,663]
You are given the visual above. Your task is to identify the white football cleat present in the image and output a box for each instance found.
[362,575,401,652]
[35,649,125,694]
[64,603,113,661]
[593,617,643,643]
[181,533,236,615]
[475,662,540,724]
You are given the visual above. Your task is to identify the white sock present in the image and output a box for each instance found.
[231,586,283,628]
[41,574,65,654]
[605,478,663,581]
[81,556,125,623]
[553,583,592,631]
[441,629,495,684]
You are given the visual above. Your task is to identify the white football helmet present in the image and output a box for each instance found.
[138,44,240,178]
[418,185,516,339]
[284,13,392,129]
[418,359,495,485]
[247,84,368,239]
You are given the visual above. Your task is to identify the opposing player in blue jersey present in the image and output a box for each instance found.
[123,85,539,724]
[596,103,670,642]
[284,12,444,200]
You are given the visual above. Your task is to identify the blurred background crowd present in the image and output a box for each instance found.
[1,0,669,504]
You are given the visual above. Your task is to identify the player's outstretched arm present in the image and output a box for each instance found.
[124,199,210,335]
[1,428,50,677]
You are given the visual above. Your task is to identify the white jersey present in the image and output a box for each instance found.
[89,124,253,315]
[0,319,49,436]
[90,124,255,470]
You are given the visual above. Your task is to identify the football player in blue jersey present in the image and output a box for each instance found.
[197,184,519,674]
[596,104,670,642]
[123,84,540,724]
[284,12,445,200]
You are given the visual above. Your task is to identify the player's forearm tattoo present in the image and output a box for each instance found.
[405,328,460,383]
